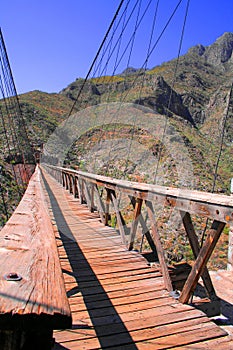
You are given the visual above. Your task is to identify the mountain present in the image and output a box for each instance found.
[59,32,233,191]
[1,32,233,229]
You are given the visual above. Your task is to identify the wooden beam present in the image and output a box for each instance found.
[73,176,79,198]
[110,190,127,245]
[179,220,225,303]
[68,174,73,194]
[91,184,95,212]
[93,185,105,224]
[129,198,143,250]
[129,196,158,257]
[105,189,111,226]
[76,177,83,202]
[64,173,69,190]
[83,180,93,212]
[145,200,173,292]
[180,211,219,302]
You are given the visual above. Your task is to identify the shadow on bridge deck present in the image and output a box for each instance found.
[41,171,138,349]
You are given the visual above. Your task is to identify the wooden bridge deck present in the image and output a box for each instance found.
[41,169,233,349]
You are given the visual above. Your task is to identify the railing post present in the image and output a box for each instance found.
[145,200,173,292]
[73,176,79,198]
[228,232,233,271]
[69,174,73,194]
[93,185,105,224]
[105,189,111,226]
[129,198,142,250]
[62,171,65,187]
[110,190,127,245]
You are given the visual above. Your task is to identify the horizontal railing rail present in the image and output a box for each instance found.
[0,165,72,349]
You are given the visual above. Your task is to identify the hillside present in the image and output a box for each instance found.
[59,32,233,193]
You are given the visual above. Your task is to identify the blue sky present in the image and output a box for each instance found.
[1,0,233,95]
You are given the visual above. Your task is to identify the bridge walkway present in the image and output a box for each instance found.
[41,169,232,349]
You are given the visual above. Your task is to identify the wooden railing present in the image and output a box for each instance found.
[0,166,71,350]
[43,164,233,309]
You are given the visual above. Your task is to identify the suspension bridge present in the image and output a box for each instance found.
[0,0,233,349]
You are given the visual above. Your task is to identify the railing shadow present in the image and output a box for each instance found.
[42,173,138,349]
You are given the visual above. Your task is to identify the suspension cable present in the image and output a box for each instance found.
[123,0,159,176]
[68,0,126,117]
[154,0,190,184]
[200,80,233,247]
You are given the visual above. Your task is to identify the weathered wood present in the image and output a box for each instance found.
[44,165,230,305]
[45,165,233,224]
[82,180,93,212]
[180,211,219,303]
[61,172,65,187]
[41,169,231,350]
[90,183,95,212]
[68,174,73,194]
[105,189,111,226]
[179,220,225,303]
[65,173,69,190]
[73,176,79,198]
[0,166,72,349]
[76,177,83,202]
[129,198,143,250]
[110,190,127,245]
[93,185,105,223]
[129,196,158,257]
[145,200,173,292]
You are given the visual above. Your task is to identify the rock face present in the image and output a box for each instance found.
[205,32,233,66]
[60,32,233,130]
[135,76,195,125]
[188,32,233,67]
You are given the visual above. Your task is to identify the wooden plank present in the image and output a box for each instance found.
[68,284,166,307]
[145,200,173,292]
[58,318,224,350]
[172,335,233,349]
[179,220,225,303]
[71,290,169,312]
[54,309,207,344]
[142,323,226,349]
[67,273,164,297]
[108,322,227,350]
